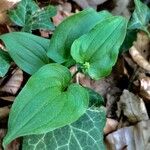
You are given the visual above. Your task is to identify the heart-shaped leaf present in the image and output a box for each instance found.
[71,16,127,80]
[0,32,50,75]
[22,107,106,150]
[3,64,89,147]
[47,9,112,63]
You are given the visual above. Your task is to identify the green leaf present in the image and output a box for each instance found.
[9,0,56,32]
[3,64,89,147]
[128,0,150,34]
[120,30,138,53]
[0,50,12,77]
[0,32,50,75]
[71,17,127,80]
[47,9,112,63]
[22,107,106,150]
[86,87,104,107]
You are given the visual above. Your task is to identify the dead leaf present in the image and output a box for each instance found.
[0,0,20,24]
[129,32,150,71]
[104,118,119,135]
[0,68,23,95]
[52,2,72,26]
[0,106,10,119]
[123,52,137,70]
[106,87,121,118]
[0,0,20,12]
[70,66,119,97]
[118,90,149,123]
[139,76,150,101]
[72,0,107,9]
[0,24,9,35]
[105,120,150,150]
[112,0,131,19]
[0,96,15,102]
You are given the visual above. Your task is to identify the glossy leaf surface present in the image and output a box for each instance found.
[71,17,127,80]
[3,64,89,147]
[47,9,112,63]
[0,32,50,75]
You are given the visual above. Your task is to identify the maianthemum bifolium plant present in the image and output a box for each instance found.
[0,0,149,149]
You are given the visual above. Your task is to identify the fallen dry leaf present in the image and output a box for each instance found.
[0,0,20,24]
[72,0,107,9]
[106,87,121,118]
[129,32,150,71]
[0,68,23,95]
[0,96,15,102]
[104,118,119,135]
[105,120,150,150]
[0,24,9,35]
[0,0,20,12]
[139,76,150,101]
[111,0,131,19]
[0,106,10,119]
[118,90,149,124]
[70,66,119,98]
[53,2,72,26]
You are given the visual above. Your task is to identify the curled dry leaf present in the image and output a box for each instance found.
[72,0,107,9]
[129,32,150,71]
[123,53,137,70]
[118,90,149,123]
[105,120,150,150]
[0,68,23,95]
[104,118,119,135]
[139,76,150,101]
[0,96,15,102]
[0,106,10,119]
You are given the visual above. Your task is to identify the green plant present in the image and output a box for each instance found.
[9,0,56,32]
[0,0,149,149]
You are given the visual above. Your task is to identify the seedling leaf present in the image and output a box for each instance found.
[71,17,127,80]
[47,9,112,63]
[0,32,50,75]
[3,64,89,147]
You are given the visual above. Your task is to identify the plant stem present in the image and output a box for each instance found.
[72,70,79,79]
